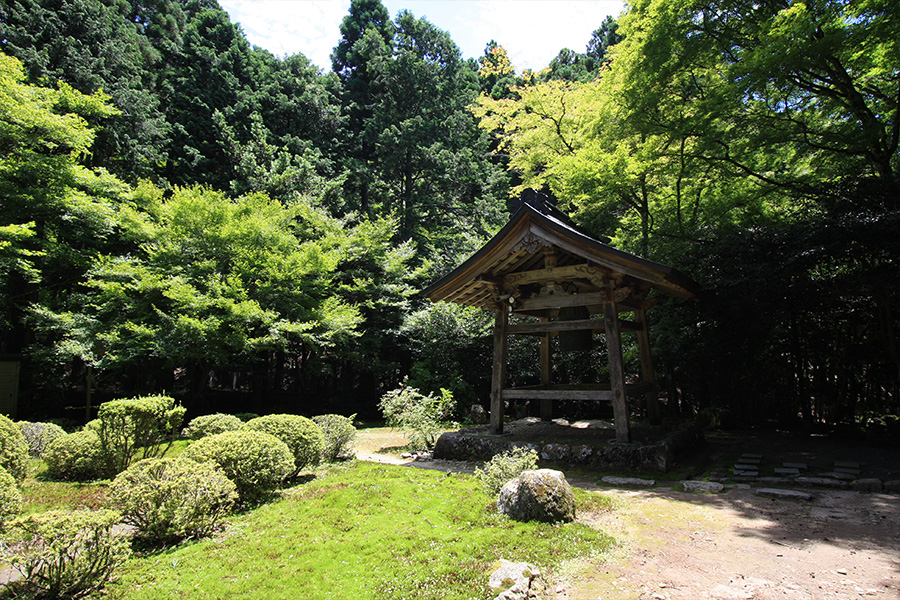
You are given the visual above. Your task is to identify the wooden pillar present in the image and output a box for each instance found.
[539,320,552,421]
[490,301,509,434]
[604,294,631,443]
[635,306,660,424]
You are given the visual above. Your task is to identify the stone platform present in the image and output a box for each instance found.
[433,418,704,473]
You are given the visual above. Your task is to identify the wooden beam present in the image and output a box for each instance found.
[604,292,631,443]
[490,303,509,434]
[503,388,616,401]
[516,291,606,311]
[502,263,604,287]
[635,306,660,425]
[507,318,601,334]
[539,316,552,421]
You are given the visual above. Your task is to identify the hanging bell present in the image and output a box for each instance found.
[557,305,592,352]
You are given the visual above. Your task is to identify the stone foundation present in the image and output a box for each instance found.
[433,420,704,473]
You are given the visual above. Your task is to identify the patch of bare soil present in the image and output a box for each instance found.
[562,485,900,600]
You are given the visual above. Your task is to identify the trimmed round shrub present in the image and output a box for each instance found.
[475,446,540,496]
[0,465,22,529]
[312,414,357,462]
[1,509,130,599]
[109,457,237,543]
[0,414,28,483]
[180,430,293,505]
[96,394,186,476]
[43,430,105,482]
[233,412,259,422]
[244,414,325,474]
[17,421,67,458]
[181,413,244,440]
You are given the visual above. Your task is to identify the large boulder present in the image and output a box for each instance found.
[497,469,576,523]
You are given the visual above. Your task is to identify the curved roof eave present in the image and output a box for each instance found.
[422,199,700,304]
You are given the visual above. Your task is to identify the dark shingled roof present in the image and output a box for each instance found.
[422,190,699,310]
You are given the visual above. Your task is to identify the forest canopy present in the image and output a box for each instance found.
[0,0,897,434]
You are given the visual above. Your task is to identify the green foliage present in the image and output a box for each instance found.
[378,384,454,451]
[474,446,540,496]
[0,53,127,335]
[0,414,28,483]
[244,414,325,475]
[0,509,130,599]
[107,462,614,600]
[312,414,357,462]
[401,302,492,405]
[0,466,22,529]
[180,430,294,505]
[16,421,67,459]
[108,458,237,544]
[181,413,244,440]
[43,430,105,482]
[96,395,186,476]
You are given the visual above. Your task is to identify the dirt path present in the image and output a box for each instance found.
[562,484,900,600]
[355,428,900,600]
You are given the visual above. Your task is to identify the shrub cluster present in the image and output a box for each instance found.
[180,429,294,505]
[1,509,130,599]
[17,421,67,458]
[474,446,539,495]
[43,430,105,482]
[0,465,21,529]
[181,413,243,440]
[0,414,28,483]
[245,414,324,475]
[97,394,186,476]
[109,457,236,544]
[313,414,357,462]
[379,385,454,451]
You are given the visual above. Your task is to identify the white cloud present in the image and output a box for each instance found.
[220,0,625,73]
[221,0,350,68]
[467,1,625,72]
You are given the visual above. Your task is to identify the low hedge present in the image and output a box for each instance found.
[0,414,28,483]
[43,430,105,482]
[180,430,294,505]
[109,457,237,543]
[244,414,325,475]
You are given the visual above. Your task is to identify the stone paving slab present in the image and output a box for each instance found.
[682,480,725,493]
[834,460,860,469]
[774,467,800,475]
[741,453,764,460]
[756,487,813,501]
[601,475,656,487]
[834,466,861,476]
[796,476,850,489]
[782,462,807,470]
[735,464,761,471]
[738,456,762,464]
[819,471,855,481]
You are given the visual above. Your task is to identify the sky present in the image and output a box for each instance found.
[219,0,626,74]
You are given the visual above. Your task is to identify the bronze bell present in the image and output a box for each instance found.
[557,305,592,352]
